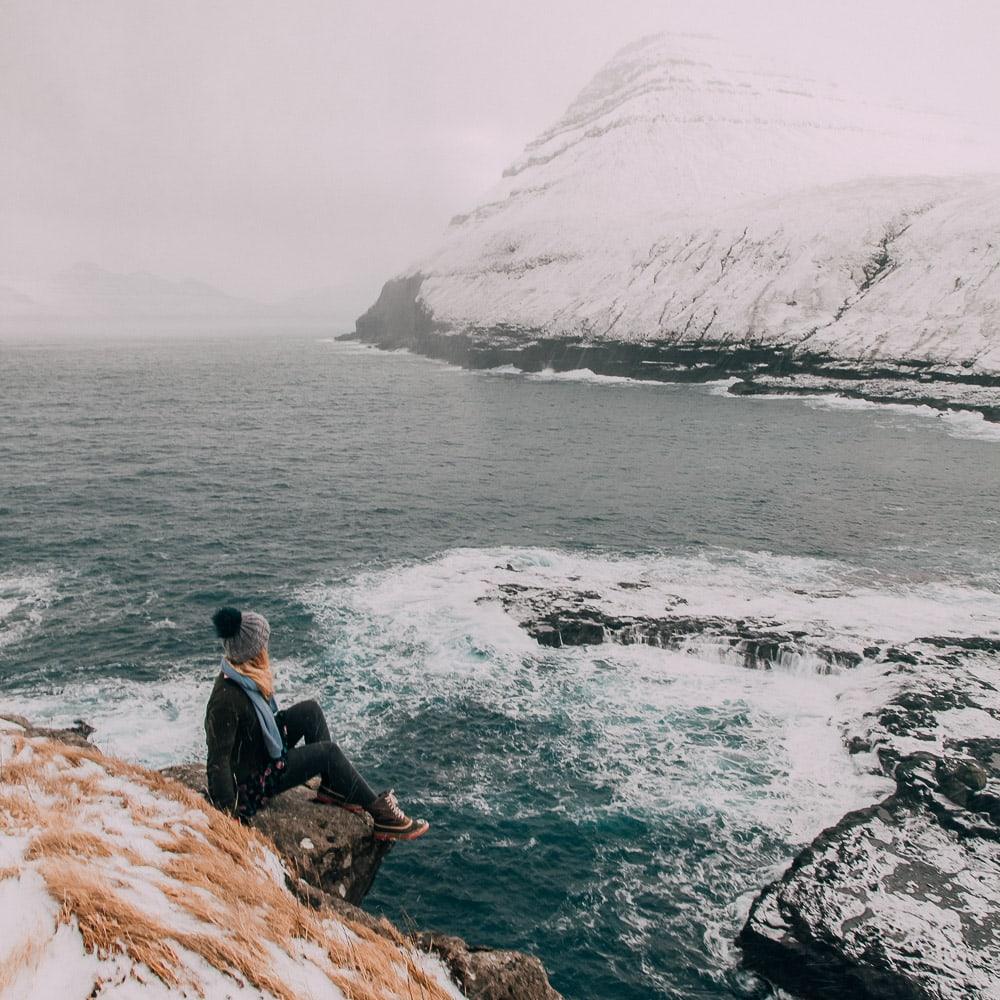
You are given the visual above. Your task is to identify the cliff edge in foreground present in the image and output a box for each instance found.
[0,715,561,1000]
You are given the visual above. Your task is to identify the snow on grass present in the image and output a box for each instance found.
[0,732,464,1000]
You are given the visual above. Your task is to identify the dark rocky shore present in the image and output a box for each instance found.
[347,274,1000,424]
[4,714,562,1000]
[739,751,1000,1000]
[482,570,1000,999]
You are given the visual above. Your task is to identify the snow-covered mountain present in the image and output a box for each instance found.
[356,33,1000,378]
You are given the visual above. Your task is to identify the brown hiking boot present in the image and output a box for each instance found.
[368,789,429,841]
[313,784,366,815]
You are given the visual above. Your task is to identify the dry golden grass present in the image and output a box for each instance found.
[0,934,46,994]
[26,821,147,870]
[0,758,64,797]
[1,734,459,1000]
[0,787,44,830]
[41,859,185,988]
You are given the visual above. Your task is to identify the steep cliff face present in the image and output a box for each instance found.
[356,33,1000,376]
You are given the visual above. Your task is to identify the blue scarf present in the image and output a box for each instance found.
[220,658,284,760]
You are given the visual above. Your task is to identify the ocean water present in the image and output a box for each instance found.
[2,329,999,999]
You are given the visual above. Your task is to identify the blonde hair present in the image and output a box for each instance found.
[226,648,274,701]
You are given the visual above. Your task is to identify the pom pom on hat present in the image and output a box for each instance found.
[212,607,242,640]
[213,607,270,663]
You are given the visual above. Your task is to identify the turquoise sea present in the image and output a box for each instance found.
[2,328,998,998]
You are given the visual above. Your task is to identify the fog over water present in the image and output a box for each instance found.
[3,0,1000,315]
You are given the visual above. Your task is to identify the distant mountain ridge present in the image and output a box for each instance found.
[0,263,359,325]
[354,33,1000,388]
[0,263,265,320]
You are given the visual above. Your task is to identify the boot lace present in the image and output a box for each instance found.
[379,789,406,822]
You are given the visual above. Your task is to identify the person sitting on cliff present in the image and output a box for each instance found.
[205,606,429,840]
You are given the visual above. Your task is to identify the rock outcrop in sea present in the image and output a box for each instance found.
[0,714,562,1000]
[351,33,1000,420]
[477,560,1000,999]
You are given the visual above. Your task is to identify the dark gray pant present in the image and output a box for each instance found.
[272,699,376,807]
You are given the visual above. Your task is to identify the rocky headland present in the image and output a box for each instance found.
[348,34,1000,423]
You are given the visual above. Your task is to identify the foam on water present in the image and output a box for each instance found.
[295,546,956,994]
[0,653,312,767]
[719,388,1000,443]
[703,377,742,394]
[0,570,60,652]
[527,367,676,387]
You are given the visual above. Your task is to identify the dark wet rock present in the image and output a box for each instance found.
[0,713,97,749]
[918,635,1000,654]
[161,763,391,906]
[740,628,1000,1000]
[877,688,977,744]
[494,583,865,672]
[739,749,1000,1000]
[413,933,563,1000]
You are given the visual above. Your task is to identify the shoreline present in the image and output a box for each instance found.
[346,275,1000,425]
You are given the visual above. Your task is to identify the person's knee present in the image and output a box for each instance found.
[299,699,325,724]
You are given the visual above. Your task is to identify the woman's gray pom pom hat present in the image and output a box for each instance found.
[212,607,270,663]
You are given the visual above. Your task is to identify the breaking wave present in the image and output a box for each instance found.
[0,570,60,652]
[294,544,999,998]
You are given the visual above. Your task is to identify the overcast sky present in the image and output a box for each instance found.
[2,0,999,313]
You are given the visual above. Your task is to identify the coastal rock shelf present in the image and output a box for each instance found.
[740,752,1000,1000]
[352,34,1000,412]
[480,563,1000,999]
[744,637,1000,1000]
[491,578,865,671]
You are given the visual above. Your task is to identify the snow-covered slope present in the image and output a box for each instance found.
[357,33,1000,374]
[0,721,463,1000]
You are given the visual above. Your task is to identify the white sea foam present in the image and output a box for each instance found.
[0,655,310,768]
[800,393,1000,439]
[298,545,935,971]
[298,546,952,812]
[297,546,997,841]
[526,367,672,386]
[721,389,1000,443]
[0,570,60,652]
[702,376,742,395]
